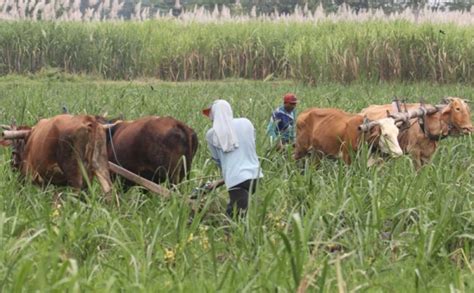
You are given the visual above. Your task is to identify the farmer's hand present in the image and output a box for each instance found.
[206,179,225,190]
[275,140,284,152]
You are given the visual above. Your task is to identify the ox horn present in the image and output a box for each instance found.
[402,99,408,113]
[2,129,31,140]
[101,124,116,130]
[434,104,448,112]
[441,96,454,104]
[419,97,426,108]
[101,120,122,130]
[391,96,401,113]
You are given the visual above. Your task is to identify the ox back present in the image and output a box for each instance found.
[105,116,198,185]
[294,108,383,164]
[5,114,113,193]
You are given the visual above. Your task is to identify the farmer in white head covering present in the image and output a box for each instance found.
[202,100,263,218]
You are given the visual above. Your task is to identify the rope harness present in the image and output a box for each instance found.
[417,106,450,141]
[107,125,123,168]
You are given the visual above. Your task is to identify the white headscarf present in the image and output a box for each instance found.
[208,100,239,152]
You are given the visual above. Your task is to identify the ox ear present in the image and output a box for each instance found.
[395,120,404,128]
[366,124,381,144]
[358,116,370,132]
[363,116,369,124]
[441,104,452,115]
[0,139,12,147]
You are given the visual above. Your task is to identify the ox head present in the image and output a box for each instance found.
[440,97,473,135]
[359,117,403,157]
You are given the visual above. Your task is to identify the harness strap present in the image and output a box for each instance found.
[417,108,449,141]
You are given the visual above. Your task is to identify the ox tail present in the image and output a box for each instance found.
[177,123,199,180]
[87,121,113,194]
[294,113,310,160]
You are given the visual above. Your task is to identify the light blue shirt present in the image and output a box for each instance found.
[206,118,263,189]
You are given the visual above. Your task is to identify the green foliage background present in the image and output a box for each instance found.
[1,21,473,83]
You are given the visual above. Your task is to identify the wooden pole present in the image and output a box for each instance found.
[108,162,171,198]
[391,104,441,122]
[2,130,30,139]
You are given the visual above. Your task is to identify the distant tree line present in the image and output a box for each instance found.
[140,0,473,15]
[73,0,473,19]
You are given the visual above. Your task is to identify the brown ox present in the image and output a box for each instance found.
[0,114,113,193]
[360,97,473,168]
[102,116,198,185]
[294,108,403,164]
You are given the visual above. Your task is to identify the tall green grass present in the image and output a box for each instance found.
[0,21,473,83]
[0,76,472,291]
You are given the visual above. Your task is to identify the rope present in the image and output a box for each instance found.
[108,126,123,168]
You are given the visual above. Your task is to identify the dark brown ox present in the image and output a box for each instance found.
[102,116,198,185]
[360,97,473,168]
[0,114,113,193]
[294,108,403,164]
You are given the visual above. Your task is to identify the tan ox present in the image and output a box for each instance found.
[360,97,473,168]
[1,114,113,193]
[294,108,403,164]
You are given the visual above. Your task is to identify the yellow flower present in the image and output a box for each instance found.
[52,225,60,235]
[51,209,60,218]
[200,236,209,250]
[276,221,285,229]
[164,248,176,264]
[187,233,194,243]
[199,225,209,233]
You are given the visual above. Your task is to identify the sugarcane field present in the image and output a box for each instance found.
[0,0,473,291]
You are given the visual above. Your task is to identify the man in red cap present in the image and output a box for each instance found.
[267,93,298,149]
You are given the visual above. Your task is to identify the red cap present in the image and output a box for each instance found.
[283,93,298,104]
[202,107,211,117]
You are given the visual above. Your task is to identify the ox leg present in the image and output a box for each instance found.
[409,150,423,171]
[342,152,352,165]
[420,156,431,166]
[293,146,308,161]
[90,132,113,195]
[169,157,186,186]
